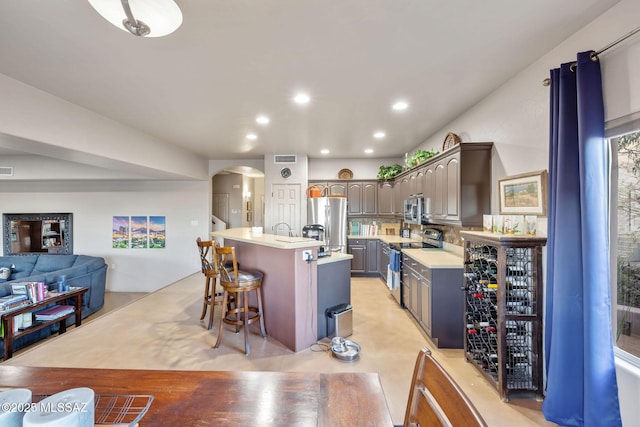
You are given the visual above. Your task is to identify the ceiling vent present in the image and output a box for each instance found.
[0,167,13,177]
[274,155,297,164]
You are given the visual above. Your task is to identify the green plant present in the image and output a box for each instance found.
[406,149,439,168]
[376,164,403,180]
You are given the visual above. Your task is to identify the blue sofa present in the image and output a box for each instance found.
[0,254,108,356]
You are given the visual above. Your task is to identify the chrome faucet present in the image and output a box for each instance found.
[273,222,293,237]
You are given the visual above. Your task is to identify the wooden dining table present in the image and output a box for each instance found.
[0,366,394,426]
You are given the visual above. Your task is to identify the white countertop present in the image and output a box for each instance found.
[317,252,353,265]
[348,234,422,245]
[401,248,463,269]
[211,228,322,250]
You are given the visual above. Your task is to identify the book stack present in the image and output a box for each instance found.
[34,305,75,321]
[11,282,47,303]
[349,221,379,236]
[0,294,30,311]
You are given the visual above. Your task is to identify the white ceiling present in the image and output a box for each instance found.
[0,0,620,162]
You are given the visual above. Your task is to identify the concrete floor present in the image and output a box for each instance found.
[3,274,555,426]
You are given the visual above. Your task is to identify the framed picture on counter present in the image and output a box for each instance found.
[498,170,548,216]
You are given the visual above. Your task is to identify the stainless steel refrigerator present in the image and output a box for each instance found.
[307,196,347,253]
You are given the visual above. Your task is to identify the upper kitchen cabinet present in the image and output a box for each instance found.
[426,142,492,226]
[347,181,378,216]
[414,169,425,196]
[396,142,492,226]
[308,180,347,196]
[394,175,410,214]
[377,180,395,216]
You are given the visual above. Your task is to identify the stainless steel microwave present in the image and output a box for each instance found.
[403,197,424,225]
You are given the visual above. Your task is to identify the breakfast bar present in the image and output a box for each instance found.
[211,228,353,352]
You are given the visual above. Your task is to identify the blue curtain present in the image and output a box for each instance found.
[543,51,621,426]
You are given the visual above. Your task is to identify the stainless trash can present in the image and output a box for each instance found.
[326,303,353,338]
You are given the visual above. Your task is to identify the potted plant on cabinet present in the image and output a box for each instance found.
[376,164,404,180]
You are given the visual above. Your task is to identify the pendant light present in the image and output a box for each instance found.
[87,0,183,37]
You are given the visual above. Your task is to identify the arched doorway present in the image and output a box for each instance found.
[211,166,264,231]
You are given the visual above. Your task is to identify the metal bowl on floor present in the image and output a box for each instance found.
[330,337,361,361]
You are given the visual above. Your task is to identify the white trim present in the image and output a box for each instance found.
[616,347,640,368]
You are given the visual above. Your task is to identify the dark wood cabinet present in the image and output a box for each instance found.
[378,240,390,280]
[461,231,546,401]
[327,182,347,196]
[402,254,420,318]
[348,242,366,273]
[377,181,395,215]
[347,238,378,275]
[419,266,432,336]
[398,142,492,226]
[366,240,378,273]
[403,252,464,348]
[423,166,435,217]
[308,181,346,196]
[347,181,377,216]
[394,176,407,217]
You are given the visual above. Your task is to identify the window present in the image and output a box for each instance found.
[611,128,640,361]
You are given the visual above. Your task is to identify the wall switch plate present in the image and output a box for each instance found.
[302,250,312,261]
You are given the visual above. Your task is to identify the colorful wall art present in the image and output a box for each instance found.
[112,216,166,249]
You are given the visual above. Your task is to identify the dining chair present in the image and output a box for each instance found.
[403,347,487,427]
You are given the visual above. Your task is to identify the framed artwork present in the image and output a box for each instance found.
[112,216,130,248]
[498,170,548,216]
[130,216,148,249]
[149,216,166,249]
[11,232,17,242]
[112,216,165,249]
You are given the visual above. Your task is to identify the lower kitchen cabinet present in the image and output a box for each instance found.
[420,270,432,336]
[402,253,464,348]
[366,240,378,273]
[402,255,420,318]
[348,238,379,276]
[378,241,390,281]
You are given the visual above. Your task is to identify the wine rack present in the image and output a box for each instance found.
[460,231,546,401]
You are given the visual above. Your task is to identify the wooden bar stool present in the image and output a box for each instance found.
[213,246,267,355]
[196,237,224,330]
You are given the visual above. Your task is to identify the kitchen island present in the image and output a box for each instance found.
[211,228,352,352]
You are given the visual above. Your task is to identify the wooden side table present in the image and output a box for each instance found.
[1,286,88,360]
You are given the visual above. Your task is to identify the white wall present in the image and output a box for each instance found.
[1,180,209,292]
[413,0,640,215]
[264,154,309,234]
[406,0,640,423]
[309,157,403,180]
[0,75,208,180]
[0,154,152,180]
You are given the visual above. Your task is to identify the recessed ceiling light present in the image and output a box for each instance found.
[246,133,258,140]
[293,93,310,105]
[256,115,270,125]
[392,101,409,111]
[373,131,386,139]
[364,148,374,154]
[320,149,330,155]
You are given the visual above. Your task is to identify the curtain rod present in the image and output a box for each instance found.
[542,24,640,86]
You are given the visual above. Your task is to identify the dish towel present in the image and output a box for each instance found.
[387,249,401,290]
